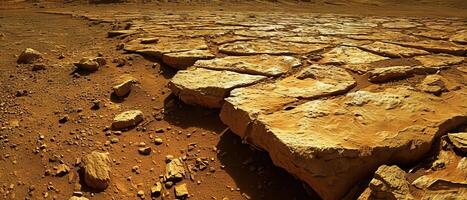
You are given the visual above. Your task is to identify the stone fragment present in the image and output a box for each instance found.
[448,132,467,154]
[450,30,467,44]
[382,21,421,29]
[226,86,466,200]
[174,183,189,198]
[219,40,328,55]
[162,49,215,69]
[366,165,414,200]
[150,182,162,196]
[75,57,106,71]
[168,68,266,108]
[320,46,388,65]
[360,41,429,58]
[112,110,144,130]
[113,78,137,98]
[82,151,111,190]
[154,137,163,145]
[17,48,42,64]
[194,54,301,76]
[165,158,185,182]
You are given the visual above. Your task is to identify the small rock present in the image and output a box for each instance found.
[137,190,145,197]
[32,63,46,71]
[18,48,42,64]
[112,110,144,130]
[138,147,151,155]
[174,183,189,198]
[110,138,119,143]
[113,79,136,98]
[55,164,70,176]
[82,151,111,190]
[69,196,89,200]
[59,115,69,124]
[75,57,106,71]
[150,182,162,196]
[154,137,163,145]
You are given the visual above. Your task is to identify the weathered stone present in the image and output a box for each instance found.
[417,75,447,95]
[162,49,215,70]
[151,182,162,196]
[194,54,301,76]
[112,110,144,130]
[450,30,467,44]
[363,165,414,200]
[69,196,89,200]
[124,37,208,59]
[55,164,70,176]
[414,54,465,68]
[360,41,429,58]
[221,64,356,138]
[212,35,254,44]
[17,48,42,64]
[389,40,466,55]
[113,78,137,98]
[75,57,106,71]
[168,68,266,108]
[368,66,420,82]
[448,132,467,154]
[174,183,189,198]
[226,86,465,200]
[165,158,185,182]
[319,46,388,65]
[219,40,328,55]
[82,151,111,190]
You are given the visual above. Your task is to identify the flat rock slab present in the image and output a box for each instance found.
[389,40,467,55]
[112,110,144,130]
[319,46,388,65]
[448,132,467,154]
[219,40,328,55]
[82,151,111,190]
[162,49,215,70]
[227,86,465,200]
[169,68,266,108]
[414,54,465,68]
[450,30,467,44]
[360,41,429,58]
[194,54,301,76]
[221,64,356,138]
[124,37,208,58]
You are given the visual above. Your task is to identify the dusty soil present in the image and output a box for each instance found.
[0,1,466,200]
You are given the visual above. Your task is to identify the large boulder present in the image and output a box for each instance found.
[82,151,111,190]
[222,85,466,200]
[168,68,266,108]
[17,48,42,64]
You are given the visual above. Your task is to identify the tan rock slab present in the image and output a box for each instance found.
[82,151,111,190]
[194,54,301,76]
[168,68,266,108]
[219,40,328,55]
[450,30,467,44]
[417,74,447,95]
[414,54,465,68]
[319,46,388,65]
[239,87,465,200]
[360,41,429,58]
[113,78,137,98]
[448,132,467,154]
[174,183,189,198]
[390,40,467,55]
[112,110,144,130]
[165,158,185,182]
[124,37,208,58]
[162,49,215,70]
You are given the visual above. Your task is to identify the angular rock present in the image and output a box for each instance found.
[319,46,388,65]
[361,165,414,200]
[360,41,429,58]
[124,37,208,59]
[174,183,189,198]
[168,68,266,108]
[221,64,356,138]
[75,57,106,71]
[450,30,467,44]
[165,158,185,182]
[226,86,466,200]
[112,110,144,130]
[162,49,215,70]
[417,75,447,95]
[55,164,70,176]
[414,54,465,68]
[368,66,421,82]
[389,40,466,55]
[113,78,137,98]
[17,48,42,64]
[219,40,328,55]
[448,132,467,154]
[82,151,111,190]
[194,54,301,76]
[151,182,162,196]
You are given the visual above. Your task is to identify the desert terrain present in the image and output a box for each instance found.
[0,1,466,200]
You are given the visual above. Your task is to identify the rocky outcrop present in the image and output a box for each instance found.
[112,110,144,130]
[82,151,111,190]
[224,86,466,200]
[414,54,465,68]
[168,68,266,108]
[193,54,301,77]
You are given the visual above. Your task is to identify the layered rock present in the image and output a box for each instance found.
[17,48,42,64]
[389,40,467,55]
[168,68,266,108]
[193,54,301,76]
[448,132,467,154]
[224,86,466,200]
[162,49,215,70]
[358,165,414,200]
[82,151,111,190]
[124,37,208,59]
[360,41,429,58]
[219,40,328,55]
[414,54,465,68]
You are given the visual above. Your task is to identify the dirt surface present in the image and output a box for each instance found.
[0,1,466,200]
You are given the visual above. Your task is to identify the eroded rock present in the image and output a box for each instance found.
[82,151,111,190]
[165,158,185,182]
[112,110,144,130]
[362,165,414,200]
[162,49,215,69]
[320,46,388,65]
[124,37,208,59]
[417,74,447,95]
[448,132,467,154]
[168,68,266,108]
[194,54,301,76]
[414,54,465,68]
[174,183,189,198]
[219,40,328,55]
[113,78,137,98]
[360,41,429,58]
[17,48,42,64]
[75,57,106,71]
